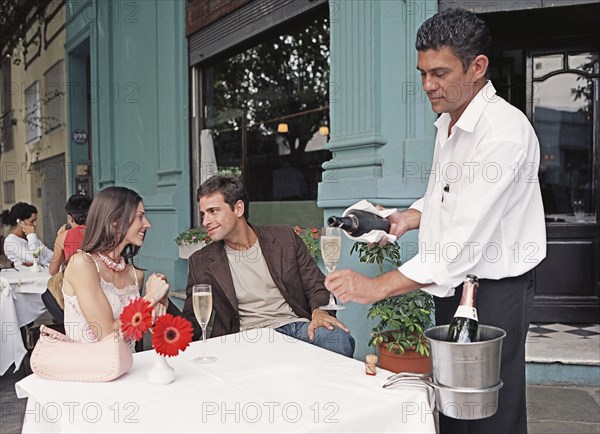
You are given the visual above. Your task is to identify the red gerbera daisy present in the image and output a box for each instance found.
[152,314,194,357]
[120,298,153,340]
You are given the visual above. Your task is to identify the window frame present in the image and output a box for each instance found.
[24,81,42,144]
[42,59,65,134]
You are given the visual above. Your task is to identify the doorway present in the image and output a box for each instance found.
[36,154,66,246]
[67,40,93,197]
[483,3,600,323]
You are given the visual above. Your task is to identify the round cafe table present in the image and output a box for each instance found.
[0,266,49,375]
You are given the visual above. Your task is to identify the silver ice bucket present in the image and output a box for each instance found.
[424,325,506,389]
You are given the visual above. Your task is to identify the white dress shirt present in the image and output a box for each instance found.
[399,81,546,297]
[3,233,54,268]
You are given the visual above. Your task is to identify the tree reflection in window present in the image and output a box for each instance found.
[202,11,330,202]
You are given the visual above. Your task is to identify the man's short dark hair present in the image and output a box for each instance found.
[65,194,93,225]
[197,175,250,220]
[415,8,491,71]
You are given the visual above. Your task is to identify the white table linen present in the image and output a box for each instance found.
[16,328,436,433]
[1,268,49,375]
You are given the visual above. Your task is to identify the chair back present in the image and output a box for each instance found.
[42,289,65,324]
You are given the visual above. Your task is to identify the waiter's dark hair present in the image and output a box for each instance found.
[197,175,250,220]
[415,8,491,71]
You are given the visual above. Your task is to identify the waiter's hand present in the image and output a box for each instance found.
[387,211,411,239]
[307,309,350,341]
[370,207,411,247]
[325,270,386,304]
[378,208,421,246]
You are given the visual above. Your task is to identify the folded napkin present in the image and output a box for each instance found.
[0,277,15,298]
[341,200,397,244]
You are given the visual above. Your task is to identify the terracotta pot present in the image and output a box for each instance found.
[378,343,431,374]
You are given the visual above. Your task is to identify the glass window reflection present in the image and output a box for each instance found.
[568,52,599,72]
[533,54,563,78]
[201,11,330,206]
[534,73,596,223]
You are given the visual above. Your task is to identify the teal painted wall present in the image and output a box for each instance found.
[320,0,438,360]
[65,0,440,359]
[66,0,191,292]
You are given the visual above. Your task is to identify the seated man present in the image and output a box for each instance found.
[182,175,355,357]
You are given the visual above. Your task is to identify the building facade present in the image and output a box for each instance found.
[1,0,69,244]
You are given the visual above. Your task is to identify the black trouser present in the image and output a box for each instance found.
[434,272,534,434]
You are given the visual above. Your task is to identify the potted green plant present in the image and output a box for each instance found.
[350,241,434,373]
[175,228,211,259]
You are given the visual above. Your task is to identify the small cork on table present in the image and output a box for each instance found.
[365,354,378,375]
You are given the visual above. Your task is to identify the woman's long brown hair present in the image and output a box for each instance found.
[79,187,143,263]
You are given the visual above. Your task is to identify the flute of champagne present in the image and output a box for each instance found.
[192,284,217,364]
[319,227,345,310]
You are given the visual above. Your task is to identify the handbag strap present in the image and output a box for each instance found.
[39,324,69,342]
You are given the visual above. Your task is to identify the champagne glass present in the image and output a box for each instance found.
[192,284,217,364]
[320,227,345,310]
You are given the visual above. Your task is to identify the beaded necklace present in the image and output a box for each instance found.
[96,252,127,272]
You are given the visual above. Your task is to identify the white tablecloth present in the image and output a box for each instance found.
[16,329,436,433]
[1,268,49,375]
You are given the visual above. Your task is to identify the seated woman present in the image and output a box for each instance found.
[1,202,54,268]
[62,187,169,346]
[49,194,93,276]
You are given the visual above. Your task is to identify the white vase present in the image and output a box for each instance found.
[178,242,205,259]
[147,354,175,385]
[31,259,41,272]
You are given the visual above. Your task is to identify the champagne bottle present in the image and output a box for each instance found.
[327,210,390,237]
[447,275,479,343]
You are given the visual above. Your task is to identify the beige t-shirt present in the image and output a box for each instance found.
[225,240,308,330]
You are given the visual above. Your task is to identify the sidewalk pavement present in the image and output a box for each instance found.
[527,384,600,434]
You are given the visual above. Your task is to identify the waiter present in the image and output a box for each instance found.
[325,8,546,434]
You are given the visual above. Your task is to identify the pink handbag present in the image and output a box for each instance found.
[30,325,133,382]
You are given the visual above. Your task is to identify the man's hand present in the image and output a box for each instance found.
[307,308,350,341]
[324,269,386,304]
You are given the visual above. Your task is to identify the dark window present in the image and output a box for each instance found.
[200,10,330,204]
[0,58,14,152]
[43,60,65,133]
[3,180,15,204]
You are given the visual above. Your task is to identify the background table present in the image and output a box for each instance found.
[1,268,49,375]
[16,329,436,433]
